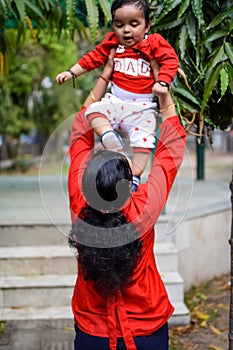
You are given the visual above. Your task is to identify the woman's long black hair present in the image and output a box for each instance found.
[82,150,132,212]
[69,207,142,297]
[69,150,142,297]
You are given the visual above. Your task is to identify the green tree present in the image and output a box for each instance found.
[0,0,111,76]
[1,0,232,152]
[0,0,111,161]
[0,32,93,159]
[149,0,233,131]
[1,0,232,131]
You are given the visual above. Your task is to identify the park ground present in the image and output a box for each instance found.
[169,148,232,349]
[169,273,230,350]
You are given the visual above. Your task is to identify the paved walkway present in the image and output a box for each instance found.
[0,149,232,227]
[0,319,75,350]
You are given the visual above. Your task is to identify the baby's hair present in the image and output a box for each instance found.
[111,0,150,26]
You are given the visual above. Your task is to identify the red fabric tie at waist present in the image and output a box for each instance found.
[107,292,137,350]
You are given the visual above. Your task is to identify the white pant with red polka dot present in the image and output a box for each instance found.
[86,93,157,149]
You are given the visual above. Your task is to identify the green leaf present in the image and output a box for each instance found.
[14,0,26,25]
[191,0,204,28]
[154,17,183,31]
[201,64,221,113]
[206,4,233,30]
[85,0,99,42]
[156,0,182,23]
[179,25,188,60]
[21,0,47,21]
[0,1,9,18]
[65,0,76,39]
[66,0,74,14]
[73,17,89,41]
[37,0,50,12]
[219,67,228,99]
[172,87,200,106]
[204,30,229,45]
[225,63,233,94]
[98,0,111,24]
[185,9,196,47]
[224,42,233,65]
[230,17,233,31]
[178,0,190,19]
[172,93,198,114]
[206,46,226,72]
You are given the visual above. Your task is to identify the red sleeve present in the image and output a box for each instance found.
[148,116,186,203]
[78,32,119,71]
[68,107,94,222]
[148,33,179,84]
[124,116,186,235]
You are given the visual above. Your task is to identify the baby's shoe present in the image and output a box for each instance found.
[100,130,124,152]
[131,175,140,192]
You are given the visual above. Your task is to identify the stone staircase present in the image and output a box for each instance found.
[0,222,190,325]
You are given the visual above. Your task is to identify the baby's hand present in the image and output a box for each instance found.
[56,71,72,84]
[152,81,169,96]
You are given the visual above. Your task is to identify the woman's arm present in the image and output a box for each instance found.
[68,52,115,219]
[144,108,186,220]
[127,94,186,234]
[158,92,177,120]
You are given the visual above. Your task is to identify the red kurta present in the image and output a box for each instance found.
[68,107,186,350]
[78,32,179,94]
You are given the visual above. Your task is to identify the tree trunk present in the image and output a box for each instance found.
[229,169,233,349]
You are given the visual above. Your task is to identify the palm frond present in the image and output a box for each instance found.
[85,0,99,42]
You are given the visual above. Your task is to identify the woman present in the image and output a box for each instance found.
[68,57,186,350]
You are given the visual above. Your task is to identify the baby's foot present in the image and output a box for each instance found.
[100,130,124,152]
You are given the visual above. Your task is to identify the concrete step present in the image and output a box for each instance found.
[170,301,190,326]
[0,274,76,308]
[0,220,173,247]
[1,301,190,326]
[161,271,185,302]
[0,242,178,277]
[1,305,72,321]
[154,241,178,272]
[0,224,70,247]
[155,221,177,243]
[0,246,77,277]
[0,271,184,309]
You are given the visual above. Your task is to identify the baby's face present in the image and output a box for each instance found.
[113,4,150,48]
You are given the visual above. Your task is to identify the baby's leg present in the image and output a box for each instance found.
[131,148,151,191]
[90,114,113,136]
[88,113,124,152]
[132,149,150,176]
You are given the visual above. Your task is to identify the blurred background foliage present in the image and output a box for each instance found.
[0,0,232,162]
[150,0,233,136]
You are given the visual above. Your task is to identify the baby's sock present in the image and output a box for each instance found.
[131,175,140,192]
[100,130,124,152]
